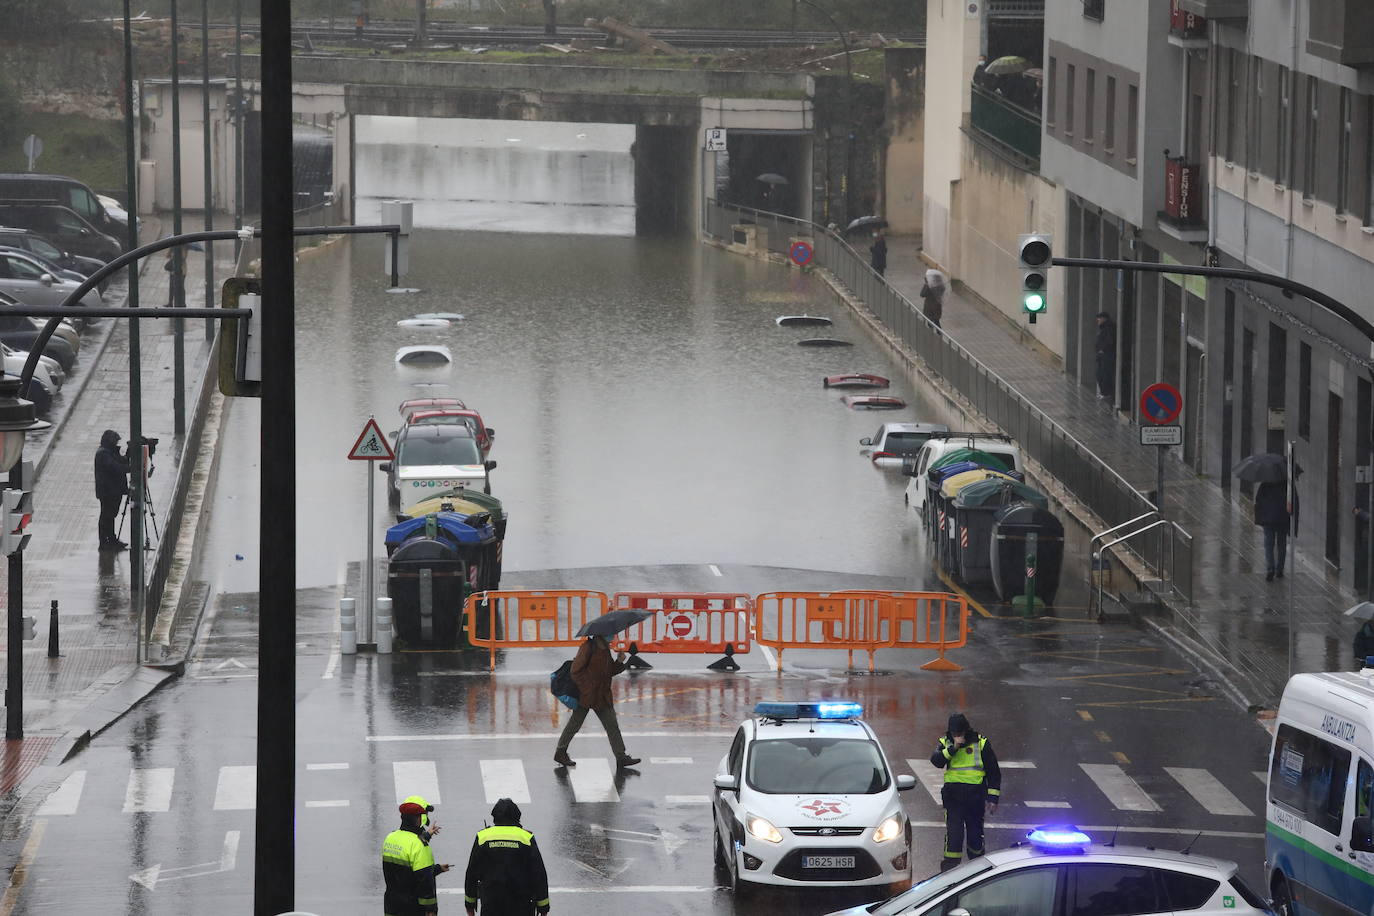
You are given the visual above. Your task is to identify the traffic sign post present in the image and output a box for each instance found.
[1138,384,1183,516]
[348,417,395,647]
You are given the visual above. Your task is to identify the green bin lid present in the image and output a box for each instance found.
[952,478,1048,510]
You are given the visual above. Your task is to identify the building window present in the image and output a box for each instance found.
[1248,57,1263,173]
[1299,342,1312,440]
[1224,49,1238,163]
[1047,56,1057,127]
[1337,87,1352,214]
[1085,68,1096,144]
[1277,65,1292,186]
[1105,75,1117,153]
[1302,76,1319,199]
[1127,84,1138,162]
[1066,64,1077,135]
[1083,0,1105,21]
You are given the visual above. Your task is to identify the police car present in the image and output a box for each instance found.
[822,827,1274,916]
[712,701,917,894]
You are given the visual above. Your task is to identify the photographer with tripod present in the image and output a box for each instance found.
[94,430,131,552]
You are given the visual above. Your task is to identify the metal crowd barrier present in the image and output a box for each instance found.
[464,589,610,670]
[608,592,753,671]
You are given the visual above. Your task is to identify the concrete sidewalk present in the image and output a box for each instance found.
[0,220,224,796]
[878,234,1353,708]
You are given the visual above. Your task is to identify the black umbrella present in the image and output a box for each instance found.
[756,173,789,185]
[1232,452,1288,483]
[575,608,655,638]
[844,215,888,234]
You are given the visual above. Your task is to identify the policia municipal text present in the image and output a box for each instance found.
[930,712,1001,871]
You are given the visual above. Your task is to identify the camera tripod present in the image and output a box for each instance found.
[117,444,161,549]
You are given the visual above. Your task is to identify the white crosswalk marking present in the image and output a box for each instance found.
[1165,767,1253,816]
[1000,761,1037,769]
[1024,801,1072,809]
[650,757,693,764]
[38,770,86,816]
[569,758,619,803]
[393,761,442,807]
[307,762,349,771]
[908,758,945,806]
[123,768,175,813]
[214,766,256,811]
[666,795,710,805]
[305,799,350,808]
[1079,764,1161,812]
[481,759,531,804]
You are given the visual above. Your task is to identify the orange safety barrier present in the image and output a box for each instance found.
[464,589,610,670]
[608,592,753,671]
[754,590,968,672]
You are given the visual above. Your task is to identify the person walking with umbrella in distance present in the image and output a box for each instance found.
[1233,452,1292,582]
[553,609,650,769]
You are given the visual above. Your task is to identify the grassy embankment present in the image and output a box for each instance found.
[0,111,127,198]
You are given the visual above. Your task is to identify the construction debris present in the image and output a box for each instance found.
[582,17,679,55]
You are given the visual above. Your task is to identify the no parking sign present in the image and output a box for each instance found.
[789,240,814,267]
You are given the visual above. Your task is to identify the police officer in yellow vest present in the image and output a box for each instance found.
[383,798,453,916]
[464,798,551,916]
[930,712,1001,871]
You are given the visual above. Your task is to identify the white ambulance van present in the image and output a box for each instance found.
[1267,671,1374,916]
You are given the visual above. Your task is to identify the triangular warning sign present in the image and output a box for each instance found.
[348,417,395,460]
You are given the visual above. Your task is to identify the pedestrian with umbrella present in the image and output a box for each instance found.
[1233,453,1291,581]
[552,610,651,770]
[921,269,947,328]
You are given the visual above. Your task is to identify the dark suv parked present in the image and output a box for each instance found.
[0,204,121,263]
[0,173,125,236]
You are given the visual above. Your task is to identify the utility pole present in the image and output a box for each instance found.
[121,0,147,660]
[170,0,186,437]
[201,0,215,340]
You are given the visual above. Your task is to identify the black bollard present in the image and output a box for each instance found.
[47,599,59,658]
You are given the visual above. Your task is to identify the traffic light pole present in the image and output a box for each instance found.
[1051,255,1374,602]
[5,465,23,740]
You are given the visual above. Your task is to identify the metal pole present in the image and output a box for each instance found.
[255,1,296,912]
[1288,440,1296,678]
[5,468,22,740]
[365,458,374,645]
[390,232,399,289]
[1367,386,1374,603]
[234,0,243,258]
[123,0,146,664]
[171,0,186,437]
[202,0,215,339]
[1156,444,1166,517]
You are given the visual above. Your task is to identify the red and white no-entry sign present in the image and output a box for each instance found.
[667,613,696,639]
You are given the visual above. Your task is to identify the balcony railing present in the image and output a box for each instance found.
[969,84,1041,168]
[1169,0,1208,38]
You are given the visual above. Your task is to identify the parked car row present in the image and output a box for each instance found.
[381,397,498,510]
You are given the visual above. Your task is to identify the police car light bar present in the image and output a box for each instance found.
[1026,826,1092,850]
[754,701,864,721]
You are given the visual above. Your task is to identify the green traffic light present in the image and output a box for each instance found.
[1024,293,1046,313]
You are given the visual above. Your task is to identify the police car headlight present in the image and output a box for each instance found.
[873,815,903,843]
[747,814,784,844]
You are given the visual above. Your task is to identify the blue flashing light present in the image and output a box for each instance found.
[754,701,864,721]
[1026,826,1092,851]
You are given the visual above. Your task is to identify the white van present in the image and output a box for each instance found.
[1266,671,1374,916]
[903,433,1024,527]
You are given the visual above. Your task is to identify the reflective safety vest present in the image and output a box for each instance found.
[940,735,988,785]
[382,826,438,915]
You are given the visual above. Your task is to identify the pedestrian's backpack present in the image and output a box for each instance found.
[550,660,580,710]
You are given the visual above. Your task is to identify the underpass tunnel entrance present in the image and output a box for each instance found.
[633,124,696,236]
[716,130,811,220]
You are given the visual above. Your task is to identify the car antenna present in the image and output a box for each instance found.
[1105,824,1119,847]
[1179,830,1203,855]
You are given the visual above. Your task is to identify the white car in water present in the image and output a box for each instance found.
[713,701,916,895]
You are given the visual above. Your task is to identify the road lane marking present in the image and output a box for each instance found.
[307,762,349,770]
[1165,767,1254,816]
[936,569,992,617]
[37,770,85,816]
[1024,801,1072,808]
[666,795,710,805]
[213,765,256,810]
[481,759,531,804]
[1113,752,1131,765]
[393,760,442,805]
[759,643,778,670]
[322,649,340,680]
[1095,731,1113,743]
[908,821,1262,839]
[305,799,350,808]
[650,757,694,764]
[1254,771,1267,785]
[708,565,722,576]
[569,758,619,803]
[1078,710,1095,722]
[123,767,175,813]
[368,731,734,742]
[908,758,944,806]
[0,818,45,915]
[1000,761,1036,768]
[1078,763,1161,812]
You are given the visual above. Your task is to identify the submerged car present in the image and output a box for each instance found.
[714,701,916,894]
[859,422,951,469]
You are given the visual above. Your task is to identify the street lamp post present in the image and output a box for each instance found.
[1,375,51,740]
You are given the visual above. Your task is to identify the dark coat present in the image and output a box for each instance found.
[1095,319,1116,365]
[1254,480,1289,529]
[463,822,550,916]
[869,236,887,272]
[570,636,625,711]
[1355,622,1374,665]
[920,282,944,323]
[94,430,130,501]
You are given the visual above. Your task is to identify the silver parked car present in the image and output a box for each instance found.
[0,249,103,313]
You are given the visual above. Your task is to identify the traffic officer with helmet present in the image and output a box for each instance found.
[383,797,452,915]
[464,798,550,916]
[930,712,1001,871]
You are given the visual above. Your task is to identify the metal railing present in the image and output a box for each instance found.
[705,198,1193,608]
[969,85,1041,167]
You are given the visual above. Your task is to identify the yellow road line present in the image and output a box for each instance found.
[1095,730,1113,744]
[1079,696,1220,709]
[0,818,46,916]
[935,569,992,618]
[1078,710,1095,722]
[1113,751,1131,765]
[1054,669,1193,681]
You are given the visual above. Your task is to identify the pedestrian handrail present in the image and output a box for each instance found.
[1090,520,1176,621]
[464,589,610,670]
[608,592,752,671]
[704,198,1193,606]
